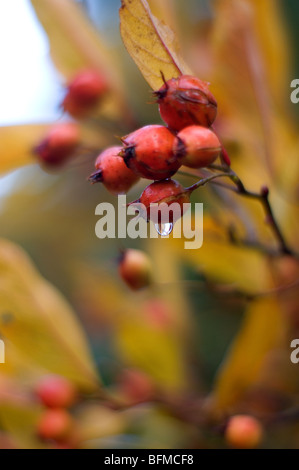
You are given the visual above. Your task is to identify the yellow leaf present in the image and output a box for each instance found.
[210,296,285,414]
[170,216,273,295]
[119,0,192,90]
[0,376,44,448]
[0,124,50,174]
[0,239,99,391]
[71,261,189,391]
[210,0,294,182]
[0,402,43,449]
[115,315,187,391]
[78,405,125,444]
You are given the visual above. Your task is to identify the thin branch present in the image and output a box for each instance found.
[183,164,296,257]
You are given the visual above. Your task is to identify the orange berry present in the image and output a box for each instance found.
[120,125,180,180]
[88,146,139,194]
[35,123,80,167]
[155,74,217,131]
[119,369,154,404]
[36,375,77,409]
[62,69,108,118]
[174,125,221,168]
[138,179,190,224]
[225,415,264,449]
[118,249,152,290]
[37,409,73,441]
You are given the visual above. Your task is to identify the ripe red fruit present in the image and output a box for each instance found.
[155,74,217,131]
[35,123,80,167]
[225,415,264,449]
[88,146,139,194]
[62,69,108,118]
[120,125,181,181]
[118,249,152,290]
[36,375,78,409]
[119,369,154,404]
[37,409,73,441]
[138,179,190,224]
[174,125,221,168]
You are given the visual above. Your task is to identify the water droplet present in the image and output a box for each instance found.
[154,222,173,237]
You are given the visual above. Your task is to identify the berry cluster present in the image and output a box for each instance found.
[34,70,108,168]
[89,74,222,222]
[35,375,79,448]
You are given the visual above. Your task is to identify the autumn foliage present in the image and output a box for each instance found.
[0,0,298,450]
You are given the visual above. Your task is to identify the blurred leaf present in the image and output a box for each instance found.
[119,0,192,90]
[0,376,43,449]
[170,216,273,295]
[78,405,125,445]
[0,402,43,449]
[210,296,285,414]
[72,261,190,392]
[30,0,128,120]
[210,0,295,182]
[0,239,99,391]
[0,124,51,175]
[115,314,187,391]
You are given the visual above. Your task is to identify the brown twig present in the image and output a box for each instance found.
[178,165,297,257]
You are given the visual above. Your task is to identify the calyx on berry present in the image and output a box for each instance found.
[154,74,217,131]
[119,125,181,181]
[88,146,139,195]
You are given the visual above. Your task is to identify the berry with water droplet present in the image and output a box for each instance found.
[120,125,181,180]
[36,375,78,409]
[37,409,73,441]
[138,179,190,224]
[174,125,221,168]
[225,415,263,449]
[154,74,217,131]
[118,249,153,290]
[62,69,108,118]
[35,123,80,167]
[88,146,139,194]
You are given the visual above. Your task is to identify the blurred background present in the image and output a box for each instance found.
[0,0,298,449]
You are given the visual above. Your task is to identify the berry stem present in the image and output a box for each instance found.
[185,172,231,193]
[179,164,296,257]
[223,167,293,256]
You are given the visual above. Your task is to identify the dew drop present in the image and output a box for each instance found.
[154,222,173,237]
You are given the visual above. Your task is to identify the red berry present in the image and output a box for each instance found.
[119,369,154,404]
[88,146,139,194]
[120,125,181,181]
[225,415,264,449]
[36,375,78,409]
[138,179,190,224]
[174,125,221,168]
[62,70,108,118]
[37,409,73,441]
[35,123,80,167]
[118,249,152,290]
[155,74,217,131]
